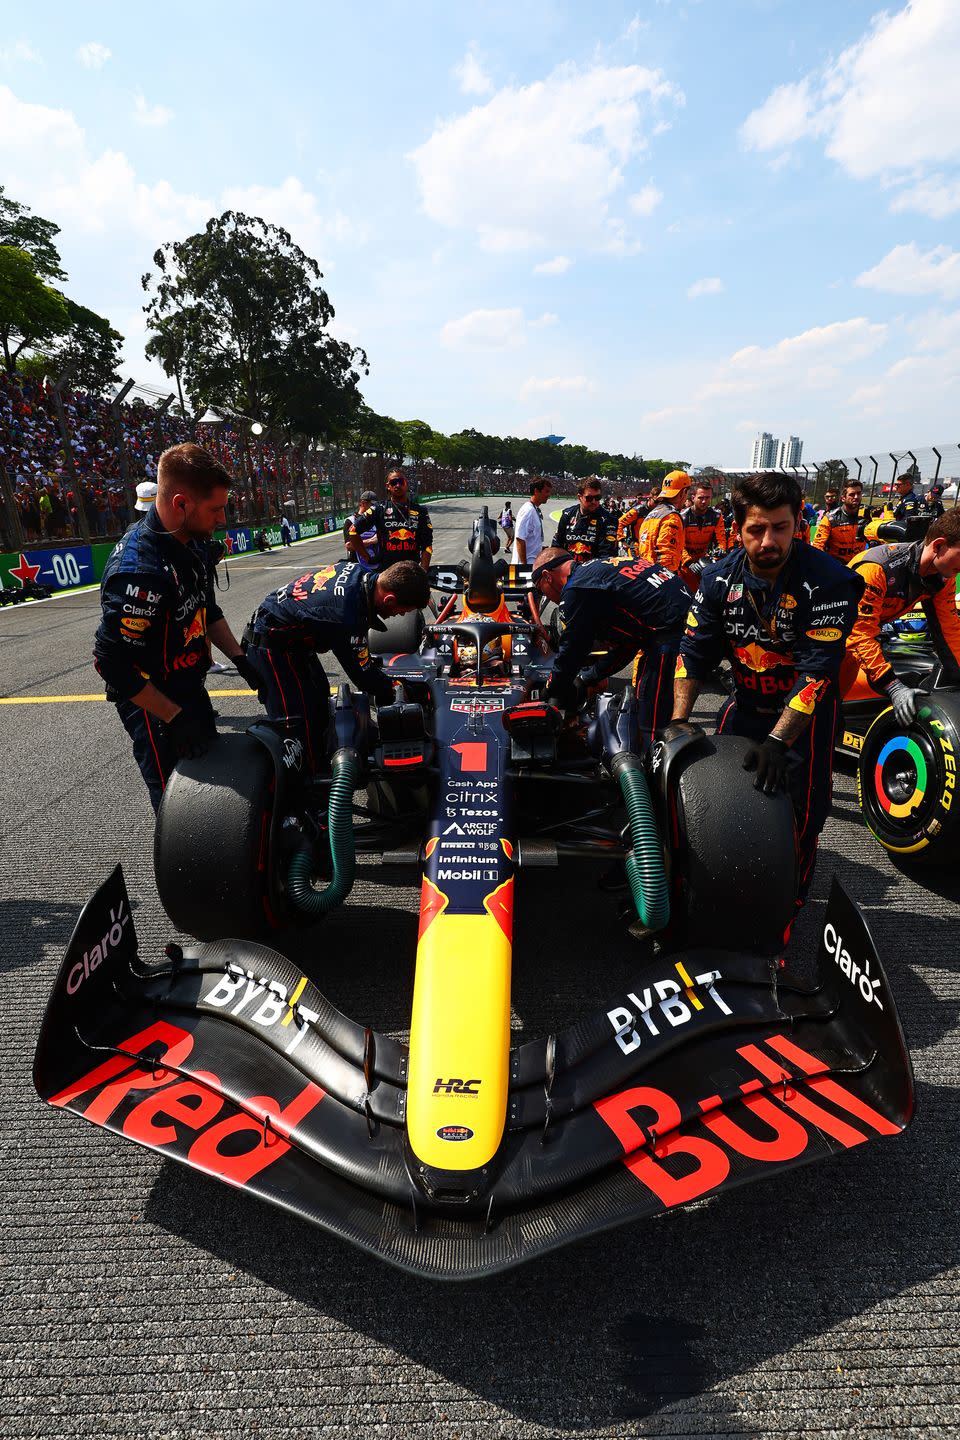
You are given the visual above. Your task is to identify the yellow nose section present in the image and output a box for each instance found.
[406,883,513,1170]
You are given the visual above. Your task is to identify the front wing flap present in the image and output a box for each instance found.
[34,868,913,1280]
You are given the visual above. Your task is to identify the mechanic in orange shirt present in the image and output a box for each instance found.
[679,478,727,591]
[616,490,656,551]
[622,470,690,572]
[840,509,960,722]
[813,478,865,563]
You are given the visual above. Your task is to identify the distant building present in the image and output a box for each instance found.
[750,432,776,469]
[751,432,802,468]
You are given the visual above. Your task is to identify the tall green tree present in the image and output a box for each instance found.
[0,246,70,375]
[0,186,66,282]
[48,300,123,392]
[142,210,367,431]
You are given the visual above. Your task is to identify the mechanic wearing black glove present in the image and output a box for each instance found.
[93,443,250,814]
[233,651,263,695]
[531,547,689,749]
[671,471,864,933]
[166,706,216,760]
[742,734,791,793]
[244,559,428,772]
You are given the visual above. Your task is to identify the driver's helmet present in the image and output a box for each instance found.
[454,631,506,674]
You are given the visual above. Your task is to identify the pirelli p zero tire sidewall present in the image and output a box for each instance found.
[368,608,425,657]
[858,693,960,864]
[669,734,798,951]
[154,733,276,940]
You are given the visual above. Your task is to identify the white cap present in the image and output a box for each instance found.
[134,480,159,512]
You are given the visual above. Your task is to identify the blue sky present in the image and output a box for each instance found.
[3,0,959,465]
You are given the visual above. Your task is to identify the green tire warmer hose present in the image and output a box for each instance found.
[611,752,670,932]
[286,747,358,917]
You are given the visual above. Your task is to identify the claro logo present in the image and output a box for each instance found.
[67,901,130,995]
[823,922,884,1010]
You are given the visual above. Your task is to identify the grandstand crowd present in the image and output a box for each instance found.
[0,373,317,550]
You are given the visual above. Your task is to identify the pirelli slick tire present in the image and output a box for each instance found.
[368,608,425,657]
[668,734,797,951]
[154,733,276,940]
[857,693,960,865]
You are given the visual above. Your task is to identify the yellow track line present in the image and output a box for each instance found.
[0,688,253,704]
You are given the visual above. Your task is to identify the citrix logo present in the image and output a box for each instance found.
[823,922,884,1010]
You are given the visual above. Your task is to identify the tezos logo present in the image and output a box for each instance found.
[436,1125,474,1142]
[282,737,304,770]
[67,901,130,995]
[823,922,884,1010]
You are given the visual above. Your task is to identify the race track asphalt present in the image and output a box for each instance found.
[2,497,959,1440]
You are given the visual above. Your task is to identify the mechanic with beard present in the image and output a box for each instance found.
[353,470,433,571]
[551,477,618,559]
[840,508,960,719]
[669,471,863,925]
[244,559,430,772]
[93,443,259,813]
[813,479,865,563]
[532,548,689,747]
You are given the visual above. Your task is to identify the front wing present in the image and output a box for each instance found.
[34,868,913,1280]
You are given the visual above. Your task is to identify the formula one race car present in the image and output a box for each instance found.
[33,515,915,1280]
[838,520,960,866]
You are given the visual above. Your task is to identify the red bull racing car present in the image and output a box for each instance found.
[34,517,914,1280]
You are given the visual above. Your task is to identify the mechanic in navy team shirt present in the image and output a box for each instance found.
[93,444,259,813]
[531,547,689,748]
[669,471,864,924]
[244,558,430,772]
[346,470,433,571]
[551,477,618,559]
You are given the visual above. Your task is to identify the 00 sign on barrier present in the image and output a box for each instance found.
[0,545,95,592]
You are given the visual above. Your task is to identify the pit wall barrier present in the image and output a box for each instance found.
[0,514,346,594]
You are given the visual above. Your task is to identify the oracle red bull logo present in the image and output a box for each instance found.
[733,642,783,672]
[182,608,206,645]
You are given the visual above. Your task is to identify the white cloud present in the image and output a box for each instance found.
[221,176,362,260]
[687,276,723,299]
[453,46,493,97]
[533,255,572,275]
[76,42,111,69]
[705,318,888,397]
[441,308,526,349]
[628,182,662,216]
[856,243,960,301]
[529,312,559,328]
[0,40,40,67]
[133,94,173,128]
[409,61,682,255]
[741,0,960,214]
[890,174,960,218]
[521,374,593,395]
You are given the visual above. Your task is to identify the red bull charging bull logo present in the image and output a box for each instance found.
[733,642,784,673]
[182,608,206,645]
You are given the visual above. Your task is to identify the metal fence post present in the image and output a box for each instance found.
[110,379,137,524]
[50,369,91,543]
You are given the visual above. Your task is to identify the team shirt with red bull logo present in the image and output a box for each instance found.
[94,504,223,702]
[252,559,394,704]
[353,497,433,566]
[551,503,618,559]
[677,543,864,718]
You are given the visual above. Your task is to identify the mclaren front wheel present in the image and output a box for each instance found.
[857,692,960,865]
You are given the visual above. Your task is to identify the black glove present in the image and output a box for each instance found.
[742,735,790,794]
[689,557,708,576]
[167,708,216,760]
[232,652,262,695]
[659,720,706,745]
